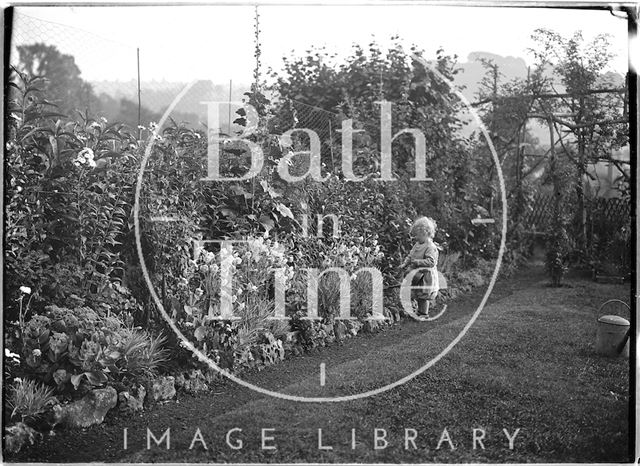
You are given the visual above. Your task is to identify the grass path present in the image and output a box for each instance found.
[11,266,631,463]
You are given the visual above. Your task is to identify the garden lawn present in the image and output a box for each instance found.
[11,266,631,463]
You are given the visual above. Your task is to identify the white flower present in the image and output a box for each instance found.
[13,377,23,383]
[137,125,146,130]
[149,122,158,132]
[32,349,41,357]
[16,186,22,193]
[19,286,31,295]
[79,147,94,160]
[5,348,20,360]
[89,122,101,129]
[74,148,96,168]
[100,117,108,124]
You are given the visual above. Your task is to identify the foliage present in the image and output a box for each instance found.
[531,28,629,164]
[268,40,497,268]
[5,67,143,321]
[10,32,617,416]
[544,156,573,286]
[7,378,58,425]
[19,304,167,393]
[473,58,546,224]
[529,28,629,256]
[168,238,293,372]
[589,201,631,276]
[116,328,170,378]
[285,234,384,320]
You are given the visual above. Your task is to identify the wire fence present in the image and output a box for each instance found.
[9,12,247,131]
[9,12,401,152]
[286,99,339,168]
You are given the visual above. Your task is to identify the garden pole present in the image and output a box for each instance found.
[137,47,141,139]
[328,119,335,173]
[228,79,232,133]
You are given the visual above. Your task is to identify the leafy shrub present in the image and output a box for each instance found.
[5,68,142,320]
[588,200,631,276]
[19,305,166,393]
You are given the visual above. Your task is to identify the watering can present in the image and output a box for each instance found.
[595,299,630,358]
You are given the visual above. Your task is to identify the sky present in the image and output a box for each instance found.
[11,4,631,83]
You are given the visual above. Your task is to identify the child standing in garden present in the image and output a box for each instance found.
[401,216,440,317]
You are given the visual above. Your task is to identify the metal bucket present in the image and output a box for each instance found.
[595,300,630,358]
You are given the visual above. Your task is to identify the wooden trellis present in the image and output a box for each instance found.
[525,193,554,229]
[589,197,631,226]
[525,192,630,230]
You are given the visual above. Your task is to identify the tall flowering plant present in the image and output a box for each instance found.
[175,237,294,370]
[283,234,385,320]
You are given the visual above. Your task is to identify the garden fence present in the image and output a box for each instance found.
[525,193,631,231]
[524,191,631,272]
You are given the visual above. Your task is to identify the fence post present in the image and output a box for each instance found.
[137,47,141,138]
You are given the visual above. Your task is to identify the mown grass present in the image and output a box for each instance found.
[119,271,630,463]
